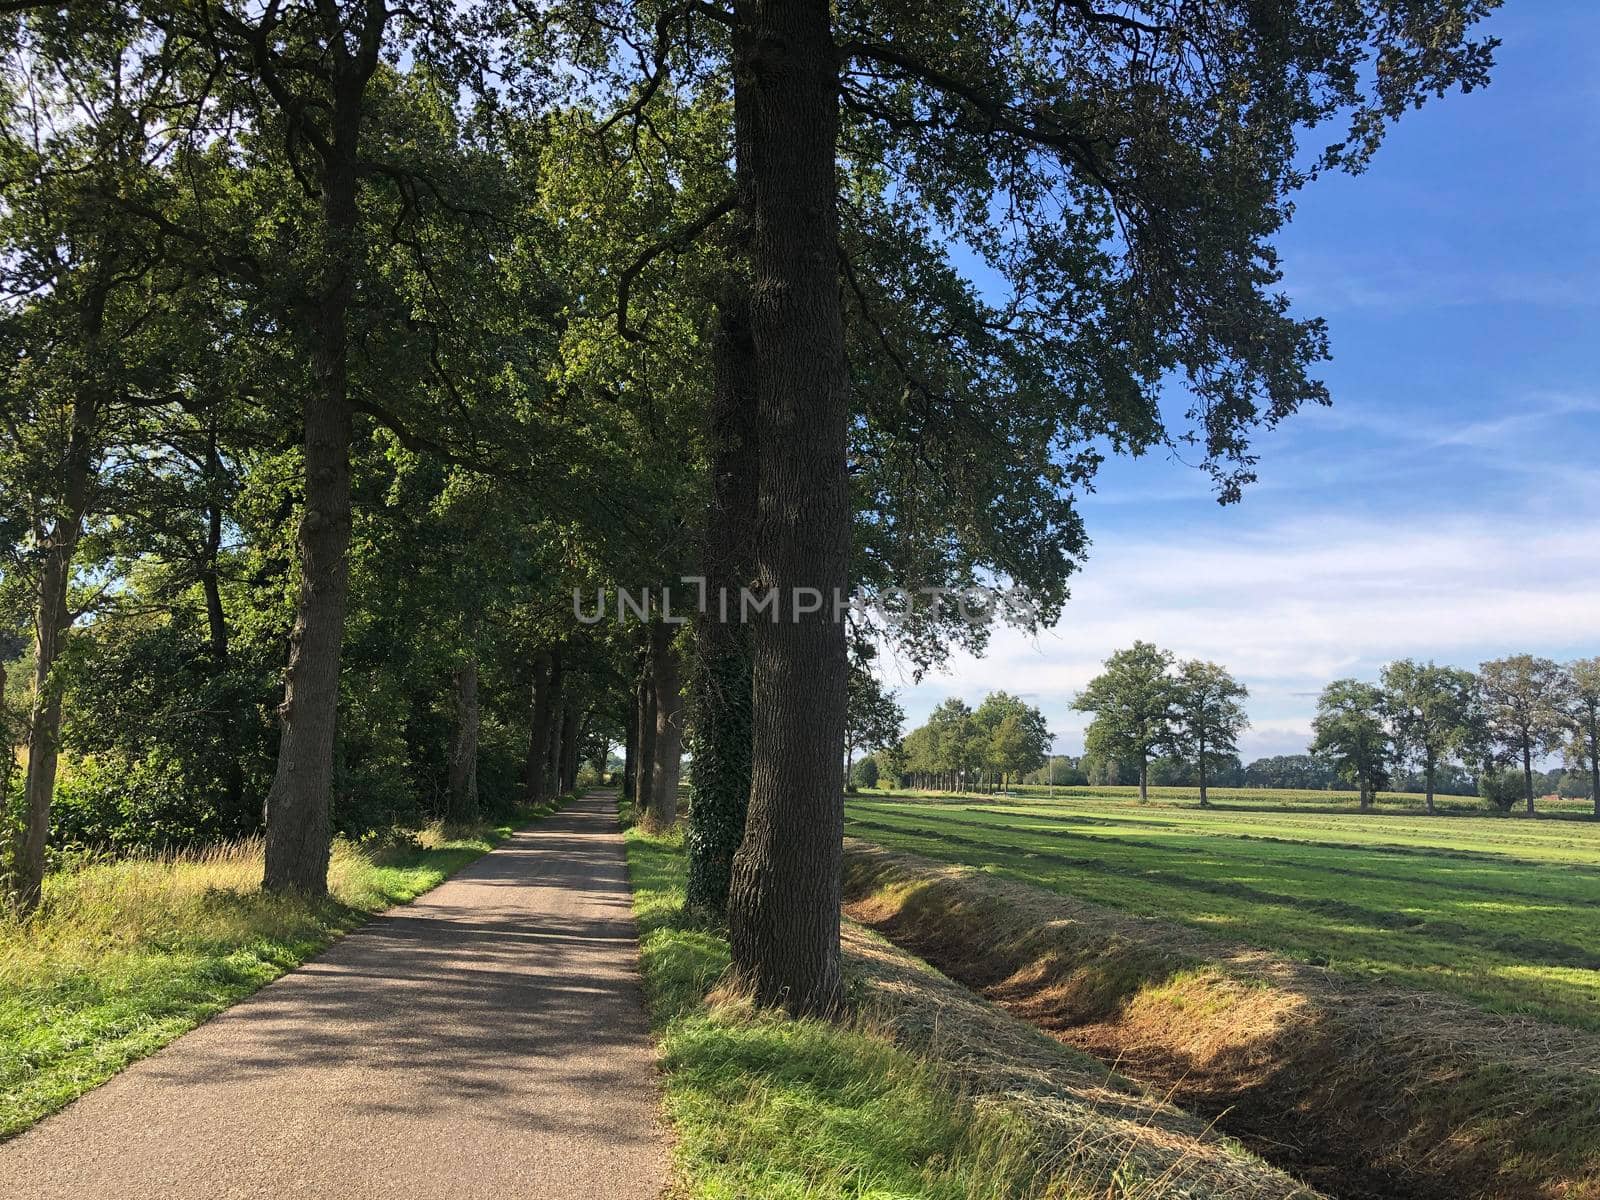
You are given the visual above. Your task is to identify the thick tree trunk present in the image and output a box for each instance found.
[647,623,684,829]
[1197,738,1209,808]
[262,94,364,896]
[0,659,13,819]
[634,671,656,817]
[559,704,582,795]
[543,648,565,798]
[1138,755,1149,803]
[1425,754,1436,815]
[448,647,480,822]
[725,0,850,1017]
[14,388,97,914]
[1523,741,1535,816]
[687,283,758,913]
[622,695,638,800]
[1588,711,1599,820]
[523,650,553,803]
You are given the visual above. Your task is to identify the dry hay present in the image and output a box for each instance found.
[840,921,1323,1200]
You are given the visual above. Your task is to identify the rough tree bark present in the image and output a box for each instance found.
[647,621,684,830]
[558,703,582,795]
[634,669,656,814]
[622,693,638,801]
[448,632,480,822]
[263,50,379,894]
[542,648,565,798]
[1196,734,1210,807]
[15,393,97,913]
[725,0,851,1016]
[523,649,553,803]
[1587,707,1600,820]
[1522,739,1536,816]
[686,280,758,914]
[0,657,13,827]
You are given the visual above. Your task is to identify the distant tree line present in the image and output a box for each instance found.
[883,693,1053,794]
[867,648,1600,817]
[1311,655,1599,814]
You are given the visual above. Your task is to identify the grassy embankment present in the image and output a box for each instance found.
[0,798,567,1139]
[623,809,1316,1200]
[846,792,1600,1027]
[841,793,1600,1198]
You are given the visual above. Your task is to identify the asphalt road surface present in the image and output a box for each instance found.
[0,788,667,1200]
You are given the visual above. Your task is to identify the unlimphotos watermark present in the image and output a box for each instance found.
[573,579,1039,627]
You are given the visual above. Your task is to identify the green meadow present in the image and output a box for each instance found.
[844,792,1600,1030]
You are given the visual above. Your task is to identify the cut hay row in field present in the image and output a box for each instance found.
[843,793,1600,1030]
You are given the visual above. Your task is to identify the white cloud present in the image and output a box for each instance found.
[886,509,1600,759]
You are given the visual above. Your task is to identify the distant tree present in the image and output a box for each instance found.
[1478,656,1572,815]
[1167,660,1249,807]
[1382,660,1477,815]
[852,756,880,790]
[1073,642,1177,803]
[878,738,909,790]
[974,692,1052,790]
[926,699,986,791]
[843,668,905,791]
[1566,658,1600,819]
[1309,680,1392,810]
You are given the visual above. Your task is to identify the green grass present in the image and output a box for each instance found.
[845,792,1600,1030]
[624,819,1068,1200]
[0,801,563,1139]
[866,781,1598,817]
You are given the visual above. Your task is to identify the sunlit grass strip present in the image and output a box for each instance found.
[0,802,563,1139]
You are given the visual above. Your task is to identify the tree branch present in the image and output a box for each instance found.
[616,190,737,342]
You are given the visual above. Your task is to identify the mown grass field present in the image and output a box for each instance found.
[844,791,1600,1030]
[943,781,1597,817]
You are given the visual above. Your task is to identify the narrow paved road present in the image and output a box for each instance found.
[1,789,668,1200]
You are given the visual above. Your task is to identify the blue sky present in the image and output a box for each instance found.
[888,1,1600,761]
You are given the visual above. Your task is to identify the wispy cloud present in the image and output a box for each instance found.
[1281,255,1596,316]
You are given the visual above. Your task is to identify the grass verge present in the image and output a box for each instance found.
[0,797,567,1139]
[624,815,1314,1199]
